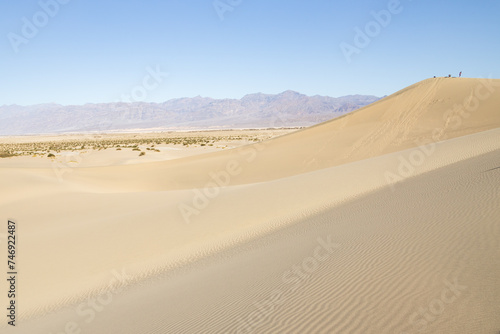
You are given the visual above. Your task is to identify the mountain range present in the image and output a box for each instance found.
[0,91,380,135]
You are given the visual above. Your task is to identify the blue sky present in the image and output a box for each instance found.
[1,0,499,105]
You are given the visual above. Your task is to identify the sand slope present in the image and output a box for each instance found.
[0,78,499,333]
[57,77,500,191]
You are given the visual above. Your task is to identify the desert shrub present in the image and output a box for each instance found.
[139,152,145,156]
[0,152,15,158]
[47,153,55,158]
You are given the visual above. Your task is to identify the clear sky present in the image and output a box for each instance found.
[1,0,499,105]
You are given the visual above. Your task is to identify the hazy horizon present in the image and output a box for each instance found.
[0,89,381,108]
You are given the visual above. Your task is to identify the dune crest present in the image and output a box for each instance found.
[56,77,500,192]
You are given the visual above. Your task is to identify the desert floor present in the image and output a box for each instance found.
[0,78,499,333]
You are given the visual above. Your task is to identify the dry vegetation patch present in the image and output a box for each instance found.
[0,129,298,158]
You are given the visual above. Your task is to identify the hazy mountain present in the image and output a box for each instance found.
[0,91,379,135]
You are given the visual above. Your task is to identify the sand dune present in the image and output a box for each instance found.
[0,78,499,333]
[58,77,500,191]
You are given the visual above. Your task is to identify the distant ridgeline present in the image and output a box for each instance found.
[0,92,379,135]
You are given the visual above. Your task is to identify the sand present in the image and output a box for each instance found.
[0,77,499,333]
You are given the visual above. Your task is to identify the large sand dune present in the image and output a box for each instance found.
[0,78,499,333]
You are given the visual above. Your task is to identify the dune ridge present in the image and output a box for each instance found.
[56,77,500,192]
